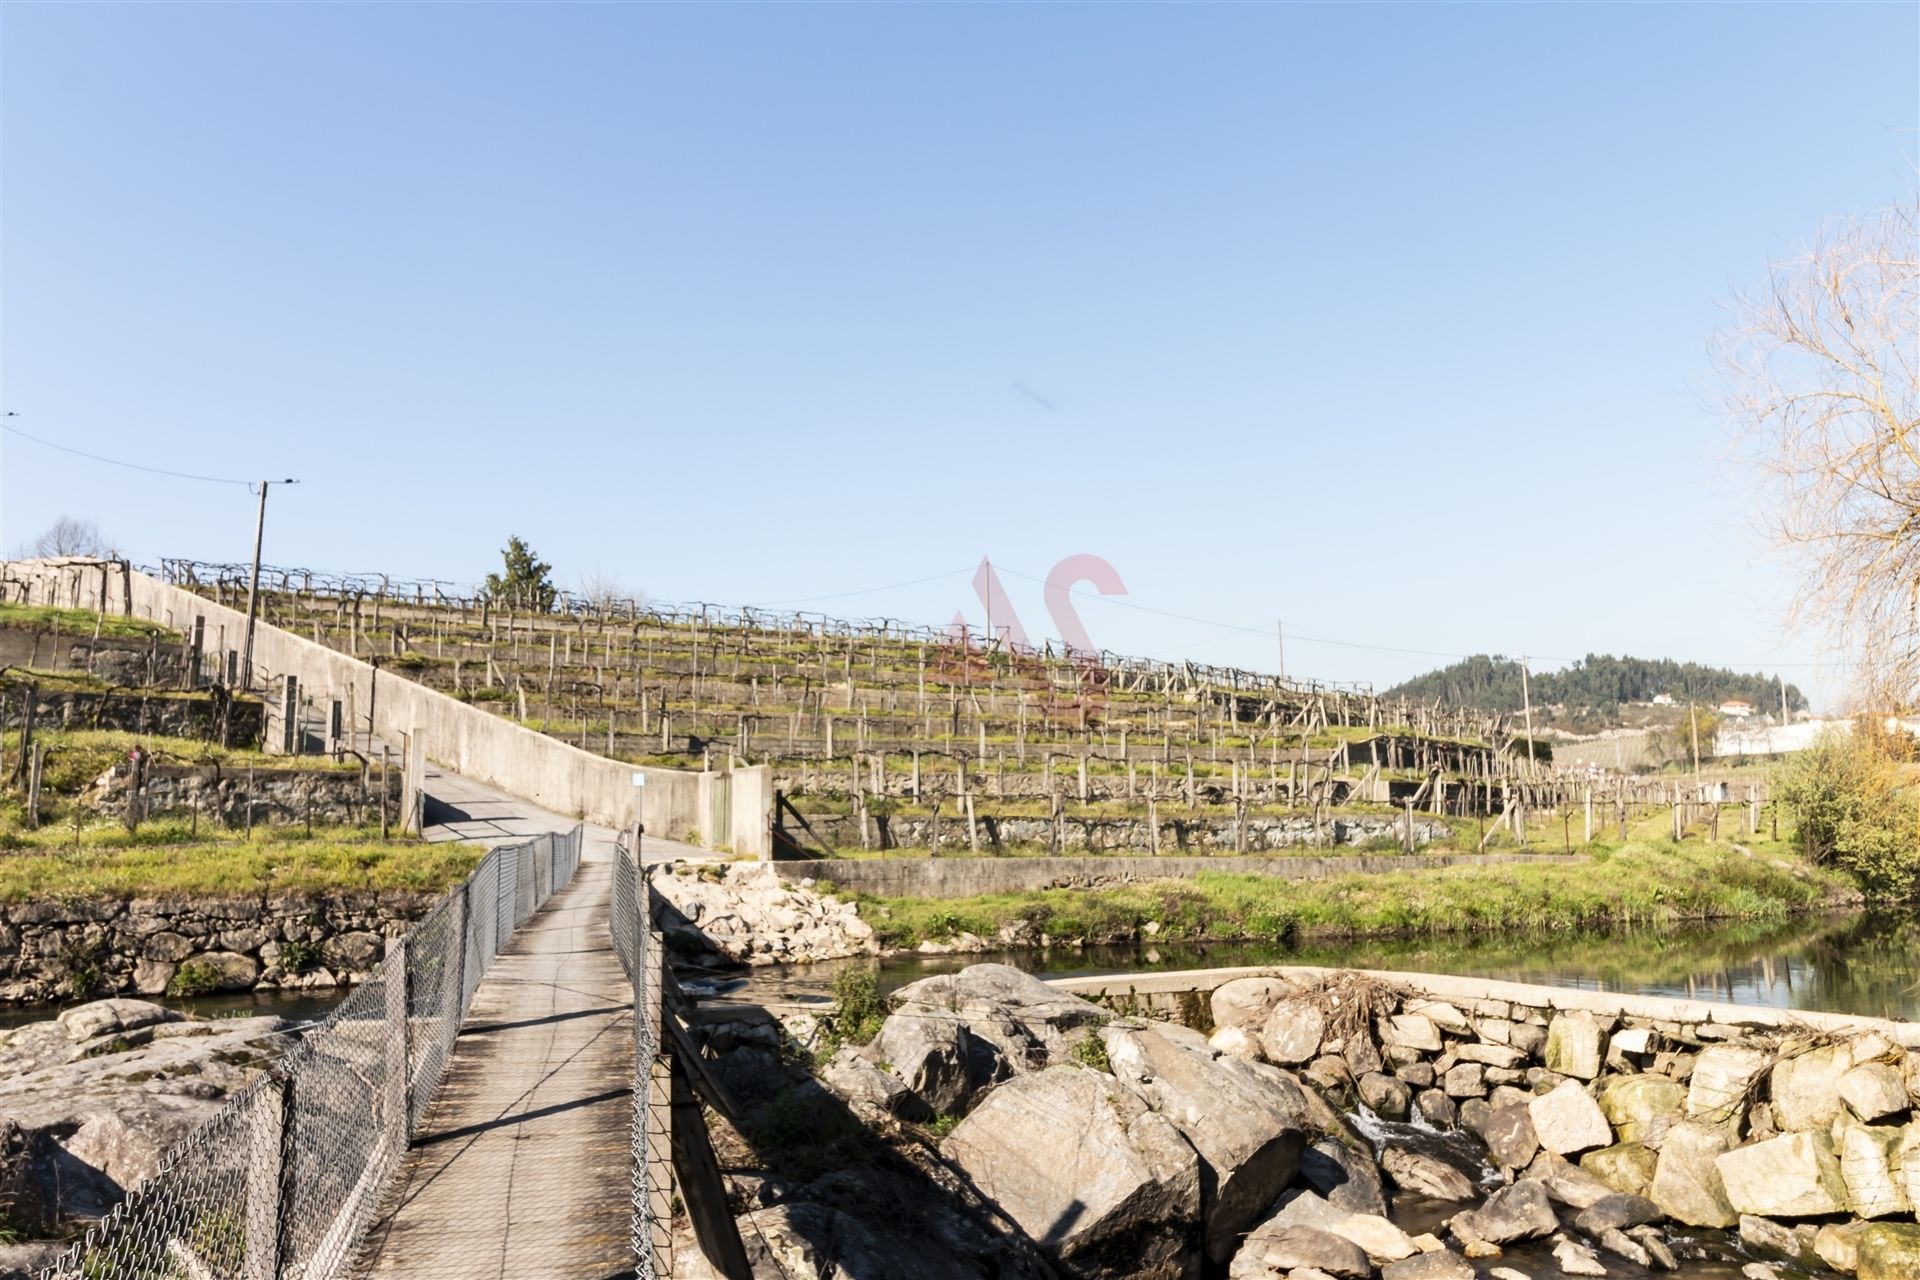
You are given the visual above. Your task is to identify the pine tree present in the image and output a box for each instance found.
[483,536,557,611]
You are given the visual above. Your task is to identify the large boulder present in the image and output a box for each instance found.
[1259,1000,1327,1066]
[1227,1223,1370,1280]
[1449,1180,1559,1245]
[1299,1139,1388,1217]
[1838,1062,1911,1124]
[1543,1012,1604,1080]
[1529,1079,1612,1156]
[1580,1142,1658,1198]
[1382,1248,1475,1280]
[1717,1131,1849,1218]
[1520,1151,1618,1210]
[892,964,1109,1071]
[1769,1042,1853,1132]
[1256,1191,1416,1265]
[1380,1149,1476,1200]
[1598,1073,1686,1145]
[1101,1024,1308,1263]
[1686,1045,1769,1128]
[866,1009,1002,1116]
[942,1066,1201,1280]
[1479,1103,1540,1170]
[1210,977,1297,1032]
[819,1046,924,1120]
[1649,1120,1738,1228]
[1859,1223,1920,1280]
[1838,1123,1911,1219]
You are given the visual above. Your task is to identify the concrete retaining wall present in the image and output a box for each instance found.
[4,560,772,856]
[767,851,1582,897]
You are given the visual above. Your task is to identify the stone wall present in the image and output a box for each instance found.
[0,892,439,1003]
[794,810,1451,855]
[0,685,264,744]
[0,628,187,687]
[82,762,402,828]
[767,850,1580,899]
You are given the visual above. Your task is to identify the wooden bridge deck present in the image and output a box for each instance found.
[353,840,635,1280]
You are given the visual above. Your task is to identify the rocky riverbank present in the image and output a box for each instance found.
[684,963,1920,1280]
[0,997,293,1278]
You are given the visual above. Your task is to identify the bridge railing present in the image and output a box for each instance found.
[609,833,663,1279]
[42,826,585,1280]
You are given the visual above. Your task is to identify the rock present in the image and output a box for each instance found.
[1580,1143,1657,1198]
[1101,1023,1308,1264]
[1520,1153,1617,1210]
[1331,1213,1418,1264]
[1574,1194,1660,1234]
[1488,1270,1531,1280]
[1210,1025,1263,1061]
[1552,1238,1607,1276]
[1440,1063,1485,1099]
[1300,1139,1389,1217]
[892,964,1107,1071]
[1528,1080,1611,1156]
[1769,1042,1853,1132]
[868,1009,1000,1116]
[1380,1149,1476,1201]
[1544,1013,1604,1080]
[1408,1000,1472,1036]
[1625,1225,1678,1271]
[1450,1180,1558,1244]
[1228,1224,1371,1280]
[1358,1072,1412,1121]
[1381,1249,1474,1280]
[1261,1001,1328,1066]
[1741,1266,1782,1280]
[1596,1074,1686,1145]
[1839,1062,1911,1124]
[1685,1045,1769,1128]
[942,1066,1200,1280]
[1738,1215,1823,1269]
[1396,1062,1436,1088]
[1454,1042,1527,1070]
[1859,1223,1920,1280]
[1610,1028,1655,1056]
[1480,1103,1540,1170]
[1212,977,1298,1031]
[820,1046,925,1120]
[1839,1123,1912,1219]
[1815,1220,1869,1274]
[1383,1013,1442,1052]
[1596,1229,1651,1267]
[1717,1131,1848,1218]
[54,999,180,1042]
[1415,1090,1457,1130]
[1648,1121,1736,1228]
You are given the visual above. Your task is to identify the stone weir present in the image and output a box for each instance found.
[689,958,1920,1280]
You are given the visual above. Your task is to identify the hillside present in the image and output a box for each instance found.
[1384,654,1805,724]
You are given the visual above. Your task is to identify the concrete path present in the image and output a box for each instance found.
[420,764,710,864]
[351,840,636,1280]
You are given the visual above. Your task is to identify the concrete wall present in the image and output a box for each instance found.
[3,560,772,856]
[767,851,1581,897]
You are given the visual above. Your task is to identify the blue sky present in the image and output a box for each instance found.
[3,4,1914,706]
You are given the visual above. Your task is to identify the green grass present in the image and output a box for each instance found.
[3,728,362,794]
[0,839,482,901]
[0,601,174,640]
[844,839,1854,950]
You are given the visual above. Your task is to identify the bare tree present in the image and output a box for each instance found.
[1721,199,1920,710]
[23,516,113,558]
[576,571,644,611]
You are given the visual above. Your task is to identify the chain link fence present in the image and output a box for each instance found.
[42,826,584,1280]
[609,834,661,1279]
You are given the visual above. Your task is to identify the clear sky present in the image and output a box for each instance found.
[3,3,1914,706]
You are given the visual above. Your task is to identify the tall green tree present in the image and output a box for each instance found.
[484,536,557,611]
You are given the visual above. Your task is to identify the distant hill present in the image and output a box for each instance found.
[1383,654,1806,718]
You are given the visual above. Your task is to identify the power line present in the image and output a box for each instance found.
[3,420,255,487]
[745,566,975,608]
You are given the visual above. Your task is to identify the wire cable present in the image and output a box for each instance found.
[2,421,256,487]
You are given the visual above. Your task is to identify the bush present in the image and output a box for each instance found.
[1776,723,1920,897]
[829,967,885,1046]
[167,962,223,998]
[1070,1031,1111,1073]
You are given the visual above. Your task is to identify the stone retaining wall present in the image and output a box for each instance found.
[767,850,1581,898]
[795,810,1451,854]
[0,893,438,1003]
[0,686,264,743]
[83,762,400,828]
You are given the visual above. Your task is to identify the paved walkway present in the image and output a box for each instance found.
[420,764,711,864]
[351,841,636,1280]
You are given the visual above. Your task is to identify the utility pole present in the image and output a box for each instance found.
[1276,620,1286,681]
[1779,675,1789,724]
[1689,702,1701,778]
[239,479,297,692]
[1519,655,1535,770]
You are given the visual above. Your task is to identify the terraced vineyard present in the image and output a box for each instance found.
[160,560,1579,855]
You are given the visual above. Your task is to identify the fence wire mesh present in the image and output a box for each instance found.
[609,834,659,1280]
[42,827,584,1280]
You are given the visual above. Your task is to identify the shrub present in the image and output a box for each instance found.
[828,966,886,1046]
[1776,723,1920,897]
[1070,1031,1111,1073]
[167,962,223,998]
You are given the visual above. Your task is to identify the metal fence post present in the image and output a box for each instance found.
[385,939,410,1154]
[451,881,469,1021]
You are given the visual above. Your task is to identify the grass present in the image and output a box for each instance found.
[842,838,1855,951]
[3,728,361,792]
[0,839,482,901]
[0,601,173,640]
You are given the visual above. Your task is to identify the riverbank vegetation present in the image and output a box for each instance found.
[1775,719,1920,897]
[842,838,1856,951]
